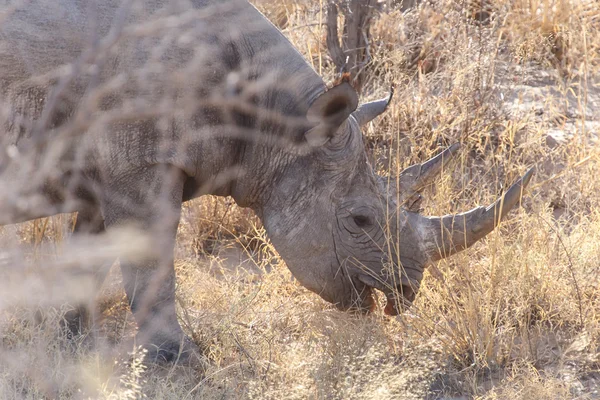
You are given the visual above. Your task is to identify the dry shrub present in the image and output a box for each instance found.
[500,0,600,71]
[177,197,260,257]
[479,362,573,399]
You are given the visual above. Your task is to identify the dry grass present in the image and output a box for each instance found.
[1,0,600,398]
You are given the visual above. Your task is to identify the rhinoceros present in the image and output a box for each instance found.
[0,0,532,362]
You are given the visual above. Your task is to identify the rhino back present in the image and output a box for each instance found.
[0,0,323,105]
[0,0,325,208]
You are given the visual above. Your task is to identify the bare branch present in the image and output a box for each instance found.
[326,2,345,69]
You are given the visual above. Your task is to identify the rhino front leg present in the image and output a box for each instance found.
[100,165,195,363]
[63,205,111,338]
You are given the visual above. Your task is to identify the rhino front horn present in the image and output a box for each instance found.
[422,168,534,261]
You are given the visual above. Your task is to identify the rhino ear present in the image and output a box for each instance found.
[305,82,358,147]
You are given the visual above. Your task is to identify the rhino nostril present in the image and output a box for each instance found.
[383,284,416,316]
[355,275,418,315]
[400,284,416,303]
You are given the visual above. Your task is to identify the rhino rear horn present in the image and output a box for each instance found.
[422,168,534,261]
[305,82,358,147]
[352,87,394,126]
[379,143,461,210]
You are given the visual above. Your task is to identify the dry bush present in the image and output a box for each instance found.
[0,0,599,399]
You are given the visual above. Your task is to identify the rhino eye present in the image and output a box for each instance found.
[353,215,372,228]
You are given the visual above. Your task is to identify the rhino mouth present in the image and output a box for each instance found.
[357,275,415,316]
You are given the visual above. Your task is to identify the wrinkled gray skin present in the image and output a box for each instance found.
[0,0,532,362]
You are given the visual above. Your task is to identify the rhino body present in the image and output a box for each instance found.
[0,0,532,362]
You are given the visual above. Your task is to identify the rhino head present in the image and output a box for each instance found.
[257,81,533,315]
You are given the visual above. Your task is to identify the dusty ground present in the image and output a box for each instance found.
[1,0,600,399]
